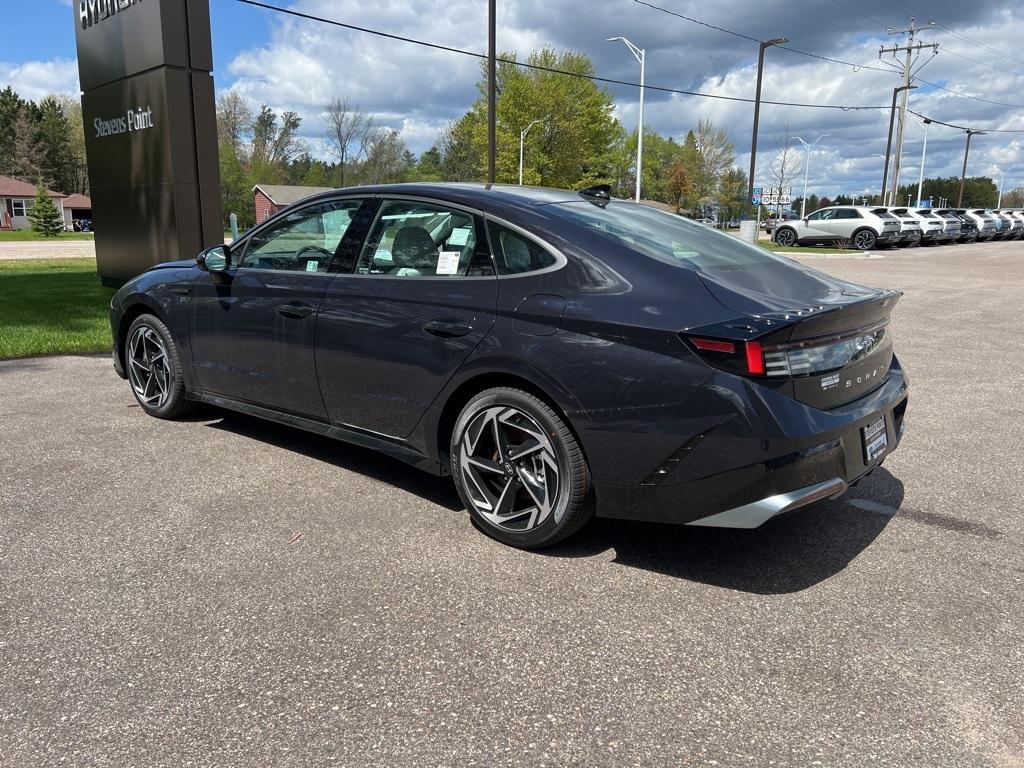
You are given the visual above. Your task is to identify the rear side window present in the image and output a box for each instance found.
[356,200,491,277]
[486,221,557,275]
[550,200,796,272]
[835,209,861,219]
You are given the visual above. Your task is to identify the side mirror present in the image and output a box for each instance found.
[198,245,230,273]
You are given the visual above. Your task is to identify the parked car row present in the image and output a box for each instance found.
[771,206,1024,250]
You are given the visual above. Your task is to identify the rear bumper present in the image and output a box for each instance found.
[591,358,909,527]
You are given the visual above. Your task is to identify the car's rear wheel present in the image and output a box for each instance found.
[125,313,193,419]
[451,387,593,549]
[774,227,797,246]
[852,228,878,250]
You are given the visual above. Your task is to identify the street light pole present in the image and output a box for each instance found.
[882,84,917,206]
[793,133,830,218]
[747,37,788,217]
[607,36,645,202]
[486,0,496,185]
[916,118,931,206]
[996,165,1018,208]
[518,119,543,186]
[957,129,984,207]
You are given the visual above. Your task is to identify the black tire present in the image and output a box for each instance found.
[774,227,797,246]
[124,313,194,420]
[851,228,877,250]
[450,387,594,549]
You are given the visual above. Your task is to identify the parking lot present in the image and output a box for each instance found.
[1,240,1022,767]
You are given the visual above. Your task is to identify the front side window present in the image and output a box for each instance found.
[240,199,362,272]
[487,221,558,274]
[356,200,490,277]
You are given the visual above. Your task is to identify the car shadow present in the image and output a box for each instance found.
[201,409,902,593]
[544,468,905,594]
[206,410,464,511]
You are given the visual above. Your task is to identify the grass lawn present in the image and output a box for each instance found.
[0,230,95,242]
[0,258,115,360]
[761,242,860,255]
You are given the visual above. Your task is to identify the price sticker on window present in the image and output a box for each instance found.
[436,251,462,275]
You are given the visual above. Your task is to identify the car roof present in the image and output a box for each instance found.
[296,182,584,209]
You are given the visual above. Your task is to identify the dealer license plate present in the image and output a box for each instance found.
[862,417,888,463]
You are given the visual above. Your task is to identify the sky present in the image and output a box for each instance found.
[2,0,1023,199]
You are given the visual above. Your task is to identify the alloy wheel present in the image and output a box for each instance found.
[458,405,562,533]
[776,229,795,246]
[853,230,875,250]
[127,326,171,409]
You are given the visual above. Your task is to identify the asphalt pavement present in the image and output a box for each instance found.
[1,239,1022,767]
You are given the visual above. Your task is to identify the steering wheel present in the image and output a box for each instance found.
[295,244,333,271]
[296,244,333,260]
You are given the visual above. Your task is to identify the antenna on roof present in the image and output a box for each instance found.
[578,184,611,207]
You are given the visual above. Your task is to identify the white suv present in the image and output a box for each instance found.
[772,206,901,250]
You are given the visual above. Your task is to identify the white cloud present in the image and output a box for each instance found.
[0,58,80,101]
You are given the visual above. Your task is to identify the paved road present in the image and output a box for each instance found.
[1,241,1022,767]
[0,239,96,260]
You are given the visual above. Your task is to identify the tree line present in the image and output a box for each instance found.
[216,47,751,227]
[0,86,88,195]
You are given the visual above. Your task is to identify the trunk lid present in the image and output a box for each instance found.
[694,263,900,409]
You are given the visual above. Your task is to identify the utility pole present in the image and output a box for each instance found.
[957,129,984,207]
[881,85,916,205]
[879,18,938,205]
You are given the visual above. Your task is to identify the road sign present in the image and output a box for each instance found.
[751,186,763,205]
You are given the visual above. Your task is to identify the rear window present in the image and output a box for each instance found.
[871,208,896,219]
[549,201,792,272]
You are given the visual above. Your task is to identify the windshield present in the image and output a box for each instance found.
[549,201,793,272]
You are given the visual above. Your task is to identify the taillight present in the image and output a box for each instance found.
[686,337,766,376]
[685,324,887,378]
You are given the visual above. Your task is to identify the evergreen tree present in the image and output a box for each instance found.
[0,86,25,176]
[32,96,77,194]
[27,182,64,236]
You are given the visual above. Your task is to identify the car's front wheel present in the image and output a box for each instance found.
[851,228,878,250]
[774,227,797,246]
[124,313,193,419]
[451,387,593,549]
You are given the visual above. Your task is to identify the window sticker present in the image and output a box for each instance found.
[305,260,319,272]
[448,227,471,247]
[436,251,462,275]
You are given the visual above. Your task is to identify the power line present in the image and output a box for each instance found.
[884,0,1024,70]
[912,77,1024,110]
[633,0,894,73]
[234,0,889,111]
[826,0,893,32]
[939,46,1024,79]
[908,109,1024,134]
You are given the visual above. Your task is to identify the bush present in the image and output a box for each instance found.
[27,183,65,237]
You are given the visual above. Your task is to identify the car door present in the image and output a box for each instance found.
[821,207,863,240]
[189,197,367,418]
[799,209,838,242]
[315,197,498,438]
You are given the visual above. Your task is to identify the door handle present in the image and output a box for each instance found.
[276,302,314,319]
[423,319,473,338]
